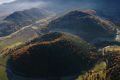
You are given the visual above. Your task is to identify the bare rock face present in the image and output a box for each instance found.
[7,32,98,79]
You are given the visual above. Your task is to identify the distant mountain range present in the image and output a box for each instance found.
[4,8,49,24]
[0,8,52,37]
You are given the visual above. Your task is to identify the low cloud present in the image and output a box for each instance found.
[0,0,16,5]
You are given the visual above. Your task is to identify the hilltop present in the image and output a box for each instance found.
[0,8,52,37]
[4,8,49,24]
[48,10,119,43]
[7,32,99,79]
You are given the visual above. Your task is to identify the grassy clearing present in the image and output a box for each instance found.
[0,55,8,80]
[0,65,8,80]
[0,57,6,66]
[0,56,8,80]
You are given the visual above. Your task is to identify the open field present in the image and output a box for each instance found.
[0,57,8,80]
[0,66,8,80]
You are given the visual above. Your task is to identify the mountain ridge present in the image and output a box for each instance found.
[0,8,52,37]
[48,10,119,43]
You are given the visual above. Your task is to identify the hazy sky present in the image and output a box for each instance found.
[0,0,119,17]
